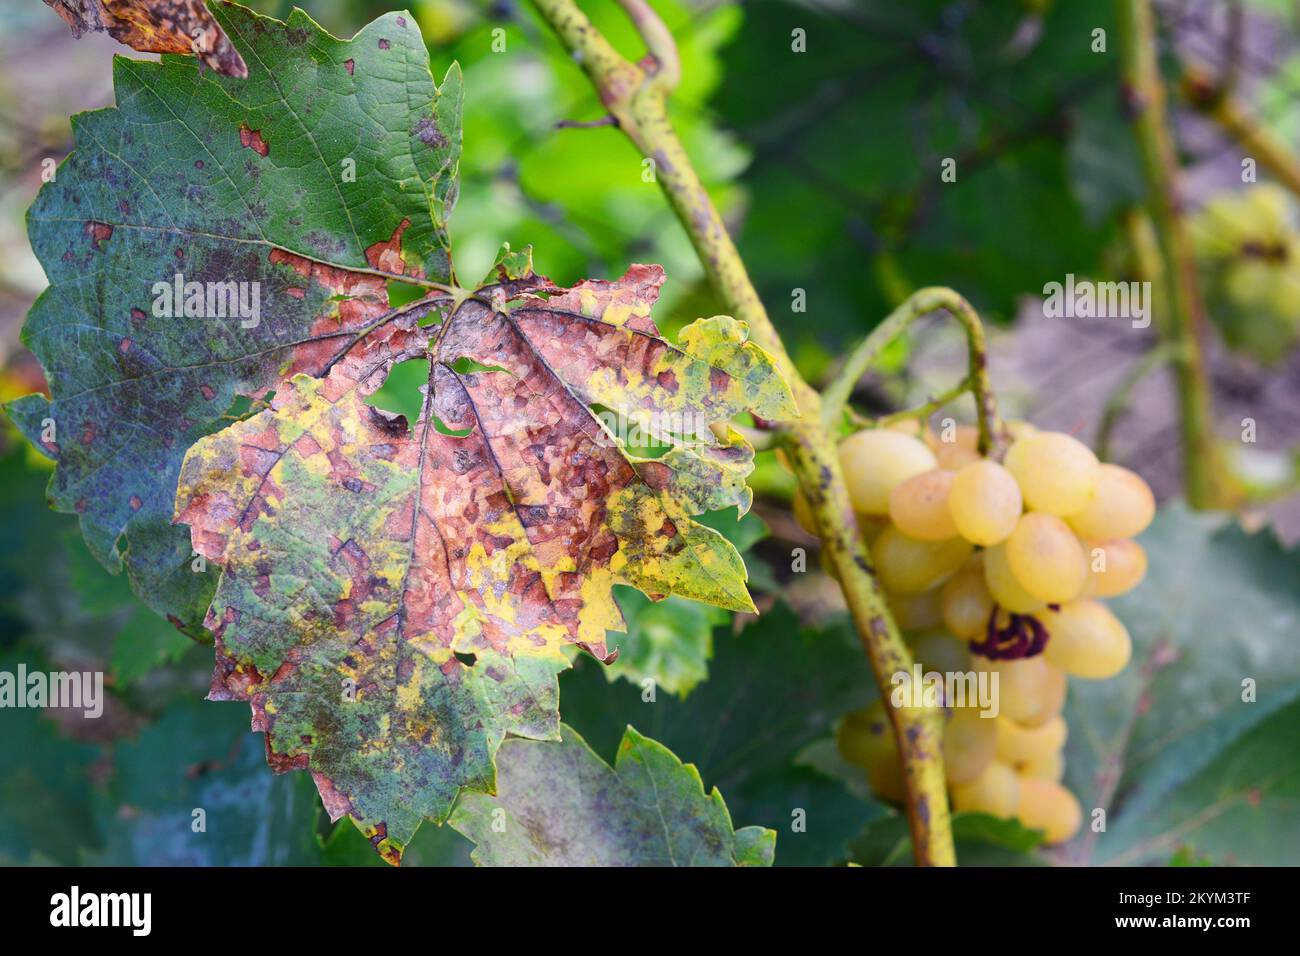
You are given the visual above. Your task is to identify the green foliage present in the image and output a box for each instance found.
[561,603,883,866]
[1065,505,1300,866]
[450,724,774,866]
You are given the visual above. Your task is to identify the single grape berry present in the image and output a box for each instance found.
[1004,430,1100,516]
[947,458,1022,545]
[839,429,938,516]
[889,468,959,541]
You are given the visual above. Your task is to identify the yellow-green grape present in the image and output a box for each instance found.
[951,760,1019,819]
[836,703,906,804]
[1043,600,1132,679]
[1006,419,1039,441]
[839,429,938,515]
[792,489,818,536]
[887,418,926,438]
[983,543,1047,614]
[940,559,995,640]
[1018,661,1068,727]
[943,707,997,785]
[909,630,972,679]
[932,424,981,471]
[1065,463,1155,540]
[1005,513,1088,603]
[1082,538,1148,598]
[948,459,1023,546]
[871,525,973,594]
[1003,430,1100,516]
[889,468,959,541]
[1020,751,1065,782]
[996,714,1067,765]
[1016,778,1083,844]
[981,654,1053,724]
[889,590,943,631]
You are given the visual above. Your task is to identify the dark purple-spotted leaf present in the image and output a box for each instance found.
[43,0,248,77]
[449,724,775,866]
[8,5,461,630]
[173,261,794,863]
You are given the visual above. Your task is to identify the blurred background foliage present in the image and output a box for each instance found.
[1,0,1299,866]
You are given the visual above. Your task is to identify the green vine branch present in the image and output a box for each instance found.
[532,0,956,865]
[822,287,1006,457]
[1180,60,1300,200]
[1115,0,1235,508]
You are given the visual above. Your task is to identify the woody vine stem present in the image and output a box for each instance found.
[534,0,1009,867]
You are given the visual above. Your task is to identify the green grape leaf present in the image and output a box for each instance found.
[603,590,723,696]
[8,4,462,631]
[91,699,472,866]
[850,811,1045,867]
[0,652,103,865]
[448,724,774,866]
[560,603,882,866]
[1062,505,1300,865]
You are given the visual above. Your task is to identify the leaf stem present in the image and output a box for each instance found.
[533,0,955,865]
[822,288,1005,456]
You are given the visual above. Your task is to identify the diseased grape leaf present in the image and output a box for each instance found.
[173,258,793,863]
[1061,505,1300,866]
[43,0,248,77]
[448,724,774,866]
[8,5,462,632]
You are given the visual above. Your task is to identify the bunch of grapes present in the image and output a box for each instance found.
[1190,184,1300,364]
[821,421,1154,845]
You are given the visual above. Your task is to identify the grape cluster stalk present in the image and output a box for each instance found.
[823,424,1154,845]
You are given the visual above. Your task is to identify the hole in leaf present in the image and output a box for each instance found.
[588,402,671,459]
[386,279,426,308]
[448,356,511,376]
[364,358,428,429]
[431,415,472,437]
[453,651,477,667]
